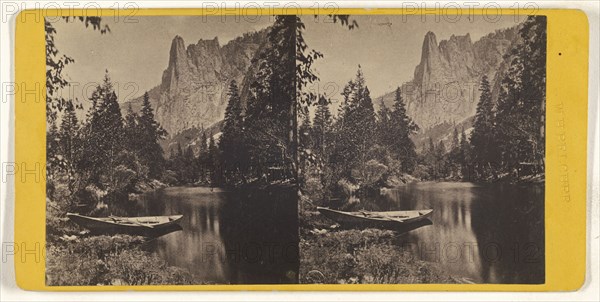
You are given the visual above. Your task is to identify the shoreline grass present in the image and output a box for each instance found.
[299,199,459,284]
[46,234,197,286]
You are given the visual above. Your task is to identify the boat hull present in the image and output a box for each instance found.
[317,207,433,230]
[67,213,183,236]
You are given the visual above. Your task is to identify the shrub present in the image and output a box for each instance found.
[46,235,195,286]
[300,229,456,284]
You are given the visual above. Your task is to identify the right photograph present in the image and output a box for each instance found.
[298,15,546,284]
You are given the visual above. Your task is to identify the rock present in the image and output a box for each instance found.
[310,228,328,235]
[122,30,267,138]
[60,234,78,241]
[376,27,519,134]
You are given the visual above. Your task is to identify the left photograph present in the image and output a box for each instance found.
[45,15,298,285]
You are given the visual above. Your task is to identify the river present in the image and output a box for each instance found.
[131,181,543,284]
[132,185,298,284]
[343,181,545,284]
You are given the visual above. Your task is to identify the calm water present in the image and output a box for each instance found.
[131,182,543,284]
[342,182,545,284]
[132,186,298,284]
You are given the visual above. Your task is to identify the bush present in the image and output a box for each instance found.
[412,164,430,181]
[161,170,179,186]
[300,229,456,284]
[355,160,388,187]
[46,235,196,286]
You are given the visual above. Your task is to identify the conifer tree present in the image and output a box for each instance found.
[451,128,460,151]
[59,100,79,168]
[123,104,141,155]
[495,16,546,174]
[299,111,313,151]
[376,100,393,146]
[332,67,376,177]
[471,75,495,174]
[389,87,419,172]
[177,142,183,158]
[208,134,220,184]
[184,145,195,183]
[220,81,246,180]
[312,96,332,158]
[244,16,296,180]
[436,140,447,176]
[58,100,80,194]
[79,72,125,188]
[197,131,208,182]
[460,126,471,179]
[138,92,167,179]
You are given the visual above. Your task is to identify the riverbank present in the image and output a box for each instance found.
[46,179,200,286]
[46,235,196,286]
[299,196,458,284]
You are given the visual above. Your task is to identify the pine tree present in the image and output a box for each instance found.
[177,142,183,158]
[389,87,419,173]
[59,100,79,167]
[471,75,495,176]
[184,145,195,183]
[123,104,141,154]
[376,100,393,146]
[448,127,461,177]
[495,16,546,175]
[429,137,435,154]
[460,126,471,179]
[520,15,546,169]
[208,134,220,184]
[452,128,460,151]
[299,111,313,150]
[199,131,208,155]
[197,131,208,182]
[312,96,332,158]
[244,15,296,180]
[220,81,246,181]
[436,140,447,176]
[137,92,167,179]
[58,100,80,194]
[79,71,125,188]
[298,111,313,178]
[425,137,437,179]
[331,66,377,177]
[46,117,60,197]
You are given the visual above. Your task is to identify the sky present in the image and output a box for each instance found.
[302,15,524,102]
[52,14,523,105]
[52,16,273,103]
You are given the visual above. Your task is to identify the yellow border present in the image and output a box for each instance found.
[15,8,588,291]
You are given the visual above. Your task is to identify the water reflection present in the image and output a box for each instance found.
[346,182,544,284]
[134,186,298,284]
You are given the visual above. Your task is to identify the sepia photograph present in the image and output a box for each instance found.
[44,12,546,286]
[45,15,298,285]
[298,14,546,284]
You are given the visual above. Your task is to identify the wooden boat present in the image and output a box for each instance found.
[317,207,433,230]
[67,213,183,236]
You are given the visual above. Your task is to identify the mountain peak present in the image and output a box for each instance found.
[167,35,189,78]
[170,35,186,50]
[127,31,267,138]
[377,26,518,133]
[421,31,440,61]
[170,35,186,51]
[195,36,220,48]
[414,31,442,84]
[447,33,473,47]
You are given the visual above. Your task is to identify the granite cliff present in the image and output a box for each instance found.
[124,30,266,137]
[377,27,518,135]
